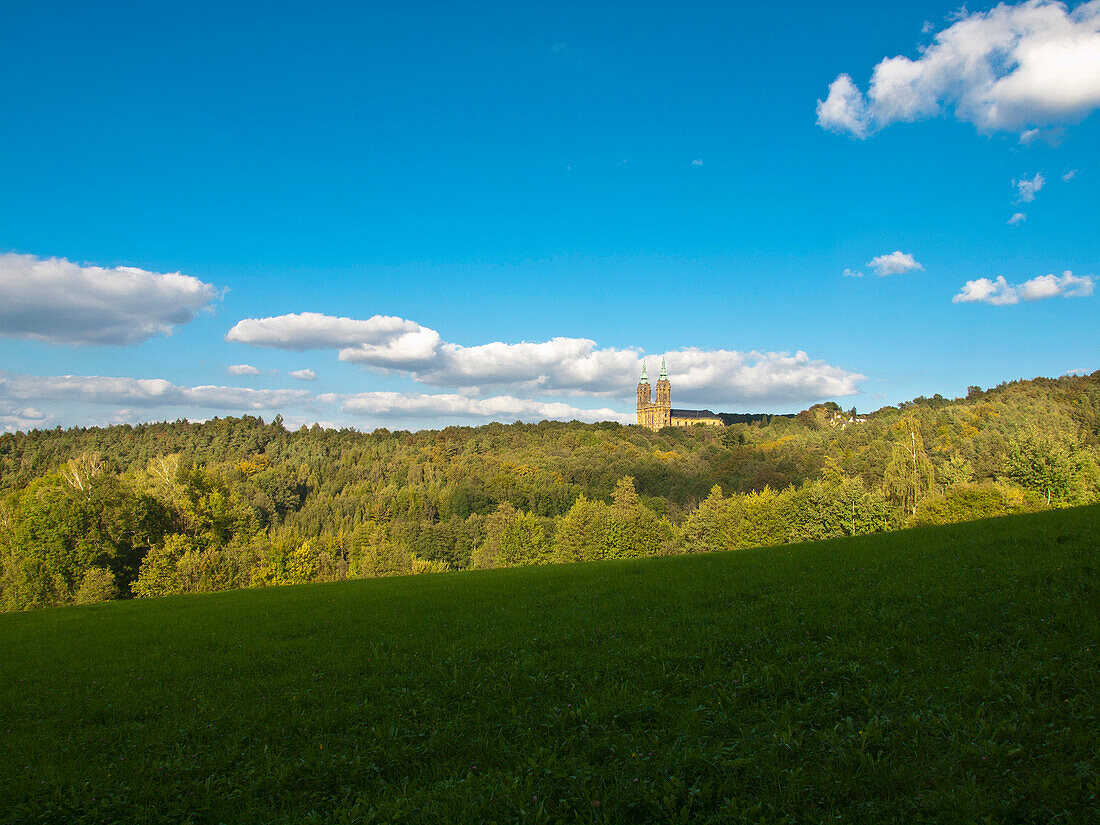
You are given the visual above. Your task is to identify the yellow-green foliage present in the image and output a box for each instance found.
[132,535,191,598]
[74,567,117,604]
[2,372,1099,610]
[910,484,1043,526]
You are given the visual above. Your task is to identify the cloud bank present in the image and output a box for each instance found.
[0,374,312,411]
[0,373,639,431]
[952,270,1094,304]
[229,312,864,405]
[331,392,634,424]
[817,0,1100,138]
[0,253,220,345]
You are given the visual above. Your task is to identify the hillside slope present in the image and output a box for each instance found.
[1,506,1098,823]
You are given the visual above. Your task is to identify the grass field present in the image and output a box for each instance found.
[1,506,1097,824]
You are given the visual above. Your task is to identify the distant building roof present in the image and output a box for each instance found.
[670,408,721,419]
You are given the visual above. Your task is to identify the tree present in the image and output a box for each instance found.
[132,535,192,598]
[678,485,728,554]
[472,502,551,569]
[1000,430,1095,506]
[75,567,118,604]
[552,495,612,563]
[883,422,935,516]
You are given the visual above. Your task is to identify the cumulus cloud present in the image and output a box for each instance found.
[1014,172,1046,202]
[648,349,863,405]
[0,406,50,433]
[0,253,220,345]
[1063,168,1079,180]
[0,372,637,431]
[952,270,1094,304]
[1008,211,1028,224]
[842,268,865,278]
[226,364,261,376]
[817,74,872,137]
[290,369,317,381]
[0,374,312,411]
[227,312,431,350]
[415,338,642,395]
[867,251,924,276]
[691,159,704,166]
[230,312,863,405]
[332,392,634,424]
[817,0,1100,138]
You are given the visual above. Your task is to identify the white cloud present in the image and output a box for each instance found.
[816,74,872,137]
[842,268,865,278]
[333,392,634,425]
[0,374,312,411]
[421,344,863,405]
[648,349,864,405]
[867,251,924,276]
[691,159,704,166]
[226,364,261,376]
[1063,168,1079,180]
[1014,172,1046,202]
[414,338,641,395]
[818,0,1100,138]
[0,406,50,433]
[226,312,431,351]
[953,276,1020,305]
[952,270,1094,304]
[0,252,220,345]
[289,369,317,381]
[1007,212,1028,224]
[230,312,864,405]
[338,327,445,370]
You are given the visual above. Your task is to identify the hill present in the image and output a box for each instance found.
[1,506,1097,823]
[1,371,1099,611]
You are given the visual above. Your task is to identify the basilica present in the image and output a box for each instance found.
[636,359,724,431]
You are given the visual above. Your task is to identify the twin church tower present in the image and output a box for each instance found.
[636,358,724,431]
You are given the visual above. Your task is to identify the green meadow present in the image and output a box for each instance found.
[1,506,1097,824]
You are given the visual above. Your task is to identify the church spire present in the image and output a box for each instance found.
[658,357,668,381]
[640,361,649,382]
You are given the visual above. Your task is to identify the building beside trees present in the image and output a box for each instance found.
[636,359,724,431]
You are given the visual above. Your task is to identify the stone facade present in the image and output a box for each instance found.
[636,360,724,431]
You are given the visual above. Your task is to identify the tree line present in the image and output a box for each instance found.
[1,371,1098,611]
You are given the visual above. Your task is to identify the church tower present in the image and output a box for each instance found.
[653,357,671,429]
[636,361,652,428]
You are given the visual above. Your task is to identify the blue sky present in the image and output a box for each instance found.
[1,0,1097,431]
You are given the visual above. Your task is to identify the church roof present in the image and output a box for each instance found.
[670,408,721,419]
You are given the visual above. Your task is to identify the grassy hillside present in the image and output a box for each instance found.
[1,506,1097,824]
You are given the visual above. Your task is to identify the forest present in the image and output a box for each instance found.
[1,371,1098,612]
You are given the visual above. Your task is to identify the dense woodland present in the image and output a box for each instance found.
[2,372,1098,612]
